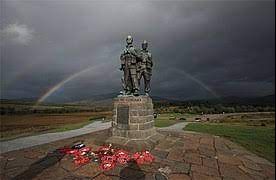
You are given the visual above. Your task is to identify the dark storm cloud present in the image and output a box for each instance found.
[1,0,275,102]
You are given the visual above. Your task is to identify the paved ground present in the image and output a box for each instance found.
[159,122,190,132]
[0,129,274,180]
[0,121,111,154]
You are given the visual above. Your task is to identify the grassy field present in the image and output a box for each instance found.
[184,123,275,163]
[154,113,195,127]
[0,111,112,141]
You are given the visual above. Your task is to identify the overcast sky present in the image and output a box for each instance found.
[1,0,275,102]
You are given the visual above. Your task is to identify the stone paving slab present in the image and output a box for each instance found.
[0,129,274,180]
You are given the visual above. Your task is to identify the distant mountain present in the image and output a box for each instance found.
[1,93,274,107]
[177,94,275,106]
[76,92,117,102]
[0,98,37,105]
[0,98,37,103]
[217,94,275,105]
[67,92,117,106]
[69,93,274,106]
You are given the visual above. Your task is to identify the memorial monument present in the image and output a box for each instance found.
[106,35,162,151]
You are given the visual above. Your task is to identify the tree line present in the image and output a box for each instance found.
[0,106,112,115]
[154,102,275,114]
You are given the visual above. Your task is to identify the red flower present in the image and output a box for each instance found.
[100,160,116,171]
[97,145,113,157]
[79,147,92,153]
[141,151,154,163]
[57,144,155,171]
[132,152,145,164]
[132,151,154,164]
[100,155,117,171]
[74,156,90,165]
[115,150,130,164]
[68,149,80,155]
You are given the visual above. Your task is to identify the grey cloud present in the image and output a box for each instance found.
[1,0,275,102]
[1,23,34,45]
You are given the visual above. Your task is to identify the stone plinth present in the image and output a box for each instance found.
[112,95,155,139]
[106,95,164,152]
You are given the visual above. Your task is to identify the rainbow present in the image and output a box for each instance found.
[35,66,218,106]
[35,63,106,106]
[176,70,219,98]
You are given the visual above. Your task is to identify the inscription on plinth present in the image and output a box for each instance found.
[117,106,129,124]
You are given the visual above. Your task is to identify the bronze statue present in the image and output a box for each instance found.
[138,40,153,95]
[119,36,153,96]
[120,35,140,96]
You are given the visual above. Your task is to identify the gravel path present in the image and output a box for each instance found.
[158,122,191,132]
[0,121,111,154]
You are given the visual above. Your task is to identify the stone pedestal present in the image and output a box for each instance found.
[106,95,164,151]
[112,95,156,139]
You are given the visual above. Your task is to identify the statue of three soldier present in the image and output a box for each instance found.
[120,35,153,96]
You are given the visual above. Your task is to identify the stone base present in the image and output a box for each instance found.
[111,95,156,139]
[106,95,160,151]
[105,131,165,152]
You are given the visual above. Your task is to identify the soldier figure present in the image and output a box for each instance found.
[120,35,140,96]
[138,40,153,95]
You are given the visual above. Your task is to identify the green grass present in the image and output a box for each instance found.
[49,121,93,132]
[4,120,99,141]
[0,121,94,141]
[184,123,275,163]
[88,116,105,121]
[154,119,178,127]
[50,117,103,132]
[154,113,194,127]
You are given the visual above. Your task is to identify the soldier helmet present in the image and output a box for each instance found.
[126,35,133,44]
[142,40,148,50]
